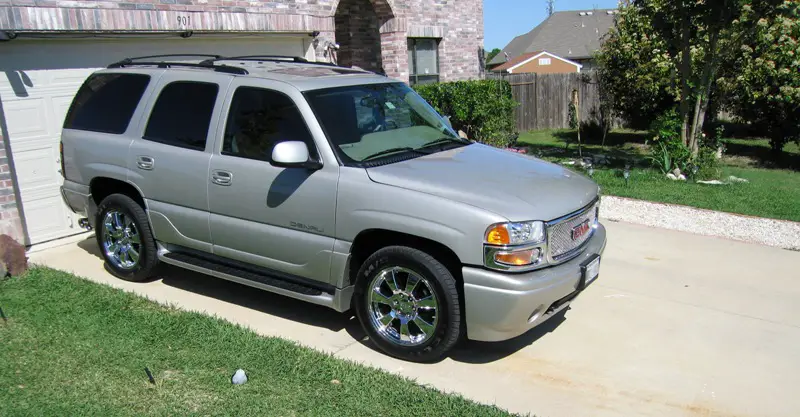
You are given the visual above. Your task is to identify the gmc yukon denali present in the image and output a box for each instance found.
[60,55,606,362]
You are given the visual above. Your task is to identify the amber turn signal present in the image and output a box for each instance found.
[494,248,540,266]
[485,224,510,245]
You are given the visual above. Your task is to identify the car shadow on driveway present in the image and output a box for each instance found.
[448,310,568,364]
[77,237,565,363]
[76,238,357,334]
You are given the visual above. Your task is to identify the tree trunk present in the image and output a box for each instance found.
[678,0,693,147]
[688,32,720,156]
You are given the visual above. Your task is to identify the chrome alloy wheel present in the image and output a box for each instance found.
[367,266,439,346]
[101,210,141,270]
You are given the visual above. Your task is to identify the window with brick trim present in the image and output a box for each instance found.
[408,38,440,86]
[539,57,552,66]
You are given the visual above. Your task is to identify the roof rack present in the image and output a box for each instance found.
[205,55,382,75]
[201,55,339,67]
[107,54,248,75]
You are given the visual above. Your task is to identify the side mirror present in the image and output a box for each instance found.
[442,115,453,130]
[271,141,322,170]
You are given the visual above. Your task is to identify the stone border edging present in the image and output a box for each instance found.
[600,196,800,251]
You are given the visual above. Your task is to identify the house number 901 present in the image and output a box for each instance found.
[177,16,190,27]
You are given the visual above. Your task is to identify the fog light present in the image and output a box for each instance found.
[494,248,541,266]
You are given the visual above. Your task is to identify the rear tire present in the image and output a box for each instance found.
[95,193,158,282]
[354,246,462,362]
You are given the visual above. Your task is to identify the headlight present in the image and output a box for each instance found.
[485,221,545,246]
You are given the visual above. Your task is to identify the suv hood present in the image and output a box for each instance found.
[366,144,598,221]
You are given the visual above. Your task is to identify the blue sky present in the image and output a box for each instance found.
[484,0,620,50]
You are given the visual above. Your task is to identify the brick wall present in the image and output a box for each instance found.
[0,132,24,244]
[405,0,485,81]
[1,0,483,82]
[334,0,383,72]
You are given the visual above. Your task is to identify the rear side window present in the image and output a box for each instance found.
[143,81,219,151]
[63,73,150,134]
[222,87,317,162]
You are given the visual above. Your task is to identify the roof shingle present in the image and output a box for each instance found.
[488,9,616,66]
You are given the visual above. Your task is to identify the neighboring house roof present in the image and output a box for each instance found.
[488,9,617,66]
[491,51,582,73]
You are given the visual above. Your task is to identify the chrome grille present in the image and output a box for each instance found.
[547,203,598,260]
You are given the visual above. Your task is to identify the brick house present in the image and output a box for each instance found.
[0,0,484,246]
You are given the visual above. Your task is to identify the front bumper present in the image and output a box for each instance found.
[463,223,607,342]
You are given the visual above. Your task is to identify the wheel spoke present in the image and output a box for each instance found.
[417,295,437,310]
[128,246,140,263]
[371,287,392,305]
[113,212,124,230]
[130,232,140,245]
[405,272,420,293]
[413,316,435,336]
[378,313,394,328]
[399,322,411,342]
[384,270,400,293]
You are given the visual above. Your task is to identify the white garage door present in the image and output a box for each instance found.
[0,35,310,245]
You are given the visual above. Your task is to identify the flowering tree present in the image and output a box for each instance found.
[598,0,749,155]
[719,1,800,153]
[596,5,678,129]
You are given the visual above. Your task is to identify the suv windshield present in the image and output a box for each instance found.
[304,82,469,165]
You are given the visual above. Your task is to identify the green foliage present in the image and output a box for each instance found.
[414,80,518,147]
[647,110,721,178]
[718,0,800,153]
[485,48,502,64]
[647,110,691,173]
[568,101,578,130]
[694,146,722,180]
[596,4,678,129]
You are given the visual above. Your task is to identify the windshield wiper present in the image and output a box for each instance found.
[362,147,430,162]
[416,137,470,151]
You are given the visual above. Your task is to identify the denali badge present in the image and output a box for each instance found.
[571,220,591,241]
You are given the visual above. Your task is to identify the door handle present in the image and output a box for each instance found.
[137,156,155,170]
[211,170,232,186]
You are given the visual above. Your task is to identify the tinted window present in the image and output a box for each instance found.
[143,81,219,150]
[64,73,150,134]
[223,87,316,161]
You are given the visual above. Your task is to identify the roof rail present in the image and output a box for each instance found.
[201,55,340,67]
[107,60,248,75]
[219,55,311,63]
[109,54,223,67]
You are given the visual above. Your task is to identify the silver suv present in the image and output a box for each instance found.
[60,55,606,362]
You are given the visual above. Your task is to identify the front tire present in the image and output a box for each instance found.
[354,246,462,362]
[95,194,158,282]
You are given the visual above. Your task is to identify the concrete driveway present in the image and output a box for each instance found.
[29,221,800,417]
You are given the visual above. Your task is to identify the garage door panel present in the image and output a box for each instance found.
[3,98,50,141]
[10,146,61,191]
[51,94,77,135]
[18,196,71,242]
[47,69,97,87]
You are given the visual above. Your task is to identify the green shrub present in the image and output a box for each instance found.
[647,110,722,179]
[414,80,518,147]
[647,110,691,173]
[693,147,721,180]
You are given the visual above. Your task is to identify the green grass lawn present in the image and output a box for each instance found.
[517,129,800,222]
[0,268,512,417]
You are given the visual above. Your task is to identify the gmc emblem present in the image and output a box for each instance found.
[571,220,591,241]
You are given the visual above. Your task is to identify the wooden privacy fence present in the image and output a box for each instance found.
[487,71,605,131]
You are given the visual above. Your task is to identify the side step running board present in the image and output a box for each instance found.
[157,249,351,311]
